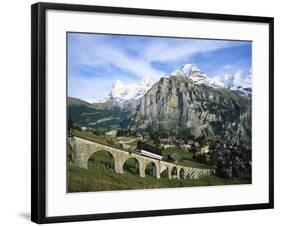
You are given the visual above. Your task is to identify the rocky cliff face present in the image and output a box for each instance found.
[126,75,251,147]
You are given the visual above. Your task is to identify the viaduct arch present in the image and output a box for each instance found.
[69,136,212,180]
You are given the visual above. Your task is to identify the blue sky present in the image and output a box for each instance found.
[67,32,252,102]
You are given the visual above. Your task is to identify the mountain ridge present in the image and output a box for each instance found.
[102,63,252,104]
[68,63,252,147]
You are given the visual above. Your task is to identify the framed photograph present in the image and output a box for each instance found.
[31,2,274,224]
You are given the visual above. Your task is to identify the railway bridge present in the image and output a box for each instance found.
[69,136,212,180]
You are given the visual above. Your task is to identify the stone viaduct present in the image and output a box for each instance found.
[69,136,213,180]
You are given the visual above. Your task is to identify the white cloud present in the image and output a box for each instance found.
[68,34,250,101]
[142,39,242,62]
[70,36,164,80]
[70,36,244,82]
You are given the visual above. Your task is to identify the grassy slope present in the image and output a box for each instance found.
[67,148,250,193]
[162,148,213,169]
[67,164,250,193]
[68,130,250,192]
[73,129,116,146]
[68,97,126,130]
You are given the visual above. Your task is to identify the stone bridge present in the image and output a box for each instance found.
[69,136,213,180]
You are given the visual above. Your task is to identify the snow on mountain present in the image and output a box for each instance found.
[109,78,155,103]
[172,63,252,96]
[171,63,224,88]
[212,69,252,96]
[99,64,251,104]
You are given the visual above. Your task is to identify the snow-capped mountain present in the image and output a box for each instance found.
[109,78,155,103]
[212,69,252,96]
[171,64,224,88]
[171,64,252,96]
[102,64,251,104]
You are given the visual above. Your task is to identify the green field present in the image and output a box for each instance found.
[67,149,250,193]
[68,129,250,192]
[72,129,117,146]
[162,148,213,169]
[116,136,138,150]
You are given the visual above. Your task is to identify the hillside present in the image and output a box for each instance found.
[67,97,129,131]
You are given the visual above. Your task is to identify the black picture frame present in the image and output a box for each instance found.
[31,2,274,224]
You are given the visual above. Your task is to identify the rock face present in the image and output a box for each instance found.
[126,75,251,147]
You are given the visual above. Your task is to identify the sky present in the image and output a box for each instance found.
[67,32,252,102]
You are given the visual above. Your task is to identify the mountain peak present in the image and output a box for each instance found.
[102,64,251,104]
[170,64,251,95]
[171,63,202,78]
[110,78,155,103]
[171,63,222,88]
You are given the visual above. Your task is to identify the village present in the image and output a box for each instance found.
[73,126,252,181]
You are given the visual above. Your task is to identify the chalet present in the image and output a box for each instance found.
[174,139,185,145]
[180,144,191,151]
[137,141,163,160]
[106,130,117,137]
[160,138,172,144]
[168,153,180,163]
[163,144,176,149]
[200,145,209,154]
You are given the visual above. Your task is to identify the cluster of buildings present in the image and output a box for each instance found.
[189,139,252,180]
[102,130,251,181]
[144,136,252,180]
